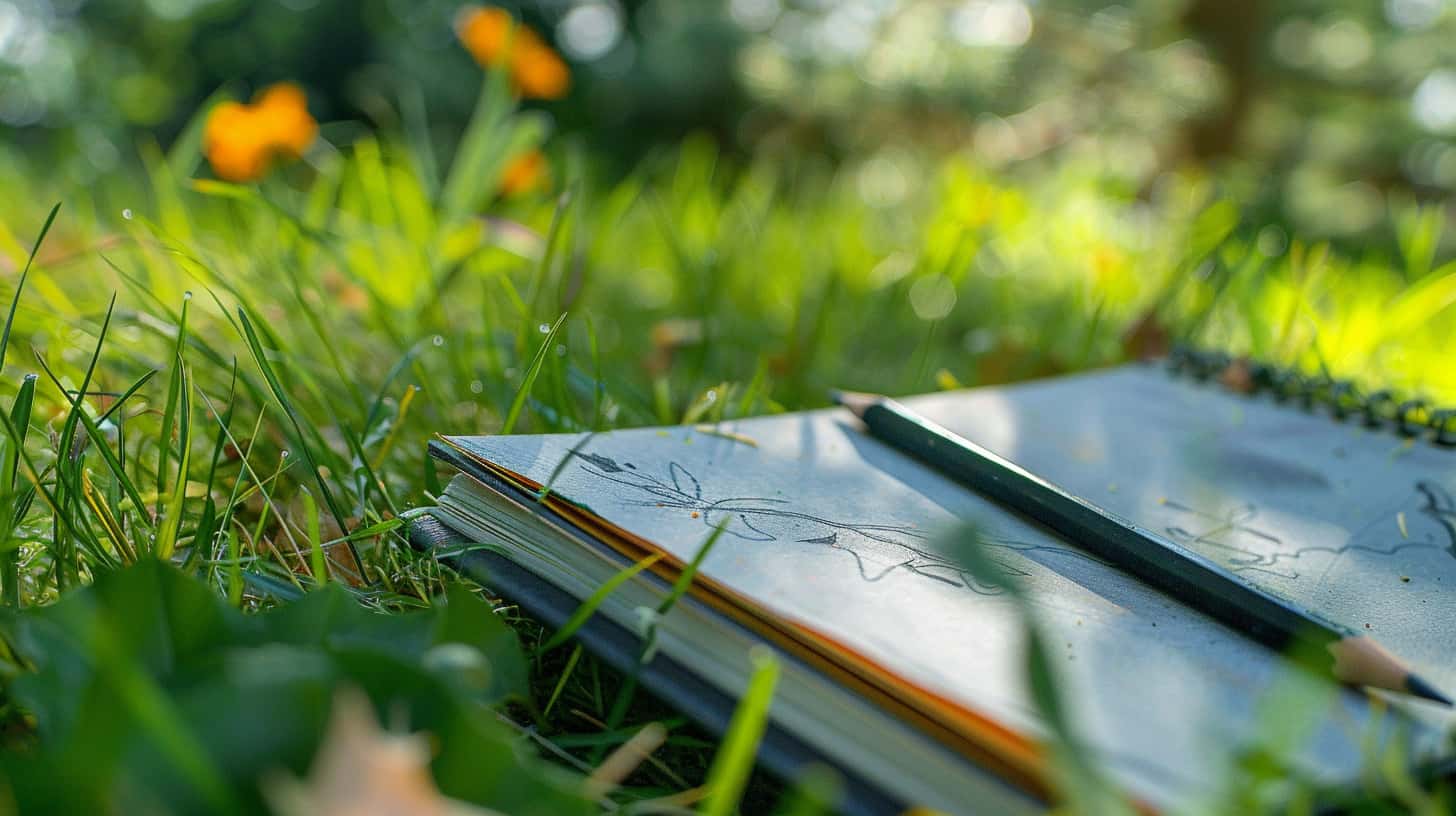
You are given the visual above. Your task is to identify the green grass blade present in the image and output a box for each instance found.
[441,67,514,221]
[1,373,37,606]
[658,519,726,619]
[31,353,153,536]
[167,86,231,179]
[96,370,158,425]
[236,307,352,538]
[700,647,780,816]
[0,202,59,376]
[542,643,583,719]
[156,293,191,520]
[0,408,107,570]
[537,552,662,655]
[772,764,842,816]
[154,357,191,561]
[302,489,326,586]
[4,374,36,489]
[225,527,243,607]
[502,312,567,434]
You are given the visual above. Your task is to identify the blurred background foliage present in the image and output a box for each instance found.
[3,0,1456,250]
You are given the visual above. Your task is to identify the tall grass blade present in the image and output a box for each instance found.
[156,294,191,521]
[225,528,243,607]
[302,489,326,586]
[32,353,152,538]
[1,373,37,606]
[502,312,566,434]
[0,202,59,376]
[154,357,191,561]
[236,308,355,551]
[537,552,662,654]
[947,524,1130,813]
[700,647,779,816]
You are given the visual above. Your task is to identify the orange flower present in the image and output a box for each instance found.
[253,82,318,154]
[203,82,318,182]
[455,5,571,100]
[511,42,570,100]
[499,149,548,197]
[455,6,515,68]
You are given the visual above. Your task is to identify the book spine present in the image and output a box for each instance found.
[1166,344,1456,446]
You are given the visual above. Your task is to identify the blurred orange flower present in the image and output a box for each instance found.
[499,149,548,197]
[203,82,318,182]
[455,5,570,100]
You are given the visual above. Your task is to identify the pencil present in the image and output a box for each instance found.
[833,389,1452,707]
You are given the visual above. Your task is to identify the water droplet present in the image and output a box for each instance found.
[182,291,193,301]
[705,389,718,402]
[537,323,551,334]
[469,380,484,394]
[432,335,445,347]
[554,344,566,357]
[280,450,291,458]
[121,208,133,220]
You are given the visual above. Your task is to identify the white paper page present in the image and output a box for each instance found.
[908,365,1456,693]
[446,372,1452,807]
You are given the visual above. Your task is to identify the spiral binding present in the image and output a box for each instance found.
[1165,344,1456,447]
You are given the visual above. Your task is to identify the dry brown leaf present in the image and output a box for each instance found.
[263,687,502,816]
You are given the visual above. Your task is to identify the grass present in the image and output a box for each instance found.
[0,75,1454,813]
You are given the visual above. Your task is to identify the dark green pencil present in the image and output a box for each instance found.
[834,389,1451,707]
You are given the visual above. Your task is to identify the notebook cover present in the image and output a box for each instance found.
[407,512,920,816]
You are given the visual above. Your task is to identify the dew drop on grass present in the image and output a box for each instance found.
[182,291,192,301]
[469,380,483,394]
[121,208,133,220]
[432,335,444,346]
[280,450,290,459]
[554,343,566,357]
[538,323,550,333]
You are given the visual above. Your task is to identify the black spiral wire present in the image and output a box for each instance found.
[1165,344,1456,447]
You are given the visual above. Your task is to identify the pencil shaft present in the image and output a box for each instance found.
[858,400,1345,653]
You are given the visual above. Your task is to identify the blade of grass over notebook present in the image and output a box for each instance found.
[502,311,567,434]
[700,647,779,816]
[537,552,663,655]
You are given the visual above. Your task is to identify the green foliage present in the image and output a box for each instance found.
[0,559,578,814]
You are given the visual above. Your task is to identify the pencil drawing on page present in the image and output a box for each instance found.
[1160,484,1456,580]
[572,451,1104,594]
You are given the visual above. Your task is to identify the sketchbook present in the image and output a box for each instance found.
[415,361,1456,813]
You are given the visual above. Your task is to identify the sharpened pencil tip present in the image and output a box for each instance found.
[829,388,882,418]
[1405,673,1453,707]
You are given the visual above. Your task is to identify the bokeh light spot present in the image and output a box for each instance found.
[560,1,622,61]
[1413,69,1456,133]
[950,0,1033,48]
[909,275,957,320]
